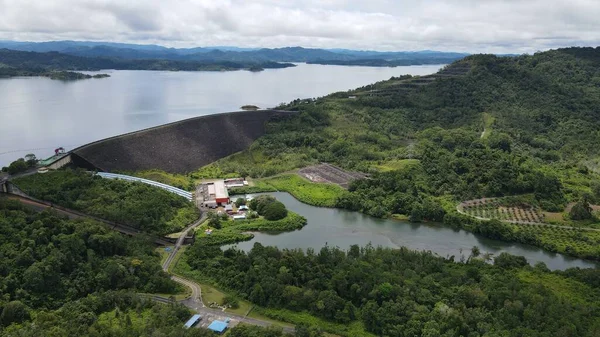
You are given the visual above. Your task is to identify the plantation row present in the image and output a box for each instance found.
[511,223,600,259]
[462,204,543,223]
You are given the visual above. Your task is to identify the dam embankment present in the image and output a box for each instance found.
[71,110,295,173]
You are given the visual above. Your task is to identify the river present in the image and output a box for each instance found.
[226,192,598,271]
[0,63,443,166]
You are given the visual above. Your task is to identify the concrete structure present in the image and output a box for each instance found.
[70,110,296,173]
[207,320,229,334]
[200,180,229,206]
[96,172,193,201]
[183,314,201,329]
[214,181,229,204]
[224,178,247,188]
[38,153,71,170]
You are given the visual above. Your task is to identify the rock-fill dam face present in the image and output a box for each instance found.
[71,110,295,174]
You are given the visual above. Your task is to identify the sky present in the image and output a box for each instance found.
[0,0,598,53]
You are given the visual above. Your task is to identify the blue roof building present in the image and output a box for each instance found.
[183,314,201,328]
[207,320,229,333]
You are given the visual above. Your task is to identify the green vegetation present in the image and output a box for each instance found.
[183,242,600,336]
[263,174,345,207]
[0,198,197,333]
[249,195,288,220]
[199,47,600,258]
[480,112,495,139]
[131,169,194,190]
[372,158,420,172]
[1,154,37,174]
[0,48,295,78]
[230,174,345,207]
[14,169,199,235]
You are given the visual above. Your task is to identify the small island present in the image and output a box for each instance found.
[241,105,260,111]
[248,65,265,72]
[46,71,111,81]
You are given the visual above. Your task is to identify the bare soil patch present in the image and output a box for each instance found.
[298,163,367,189]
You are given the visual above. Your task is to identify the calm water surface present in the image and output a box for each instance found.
[0,63,442,166]
[226,193,598,271]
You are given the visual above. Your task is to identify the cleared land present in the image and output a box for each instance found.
[298,163,367,189]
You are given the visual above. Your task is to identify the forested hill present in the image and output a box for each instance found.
[213,47,600,220]
[0,48,294,76]
[0,40,468,65]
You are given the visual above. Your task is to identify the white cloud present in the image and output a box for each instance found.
[0,0,598,53]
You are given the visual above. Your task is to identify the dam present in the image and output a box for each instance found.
[68,110,295,174]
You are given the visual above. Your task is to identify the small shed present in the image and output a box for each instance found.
[207,320,229,334]
[183,314,201,328]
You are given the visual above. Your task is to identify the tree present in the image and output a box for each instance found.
[7,158,28,175]
[222,295,240,309]
[570,199,593,220]
[208,212,222,229]
[262,201,288,220]
[235,198,246,207]
[1,301,30,326]
[494,252,528,269]
[24,154,37,167]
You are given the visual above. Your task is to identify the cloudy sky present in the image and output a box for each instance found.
[0,0,598,53]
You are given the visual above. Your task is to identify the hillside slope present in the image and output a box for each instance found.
[210,47,600,211]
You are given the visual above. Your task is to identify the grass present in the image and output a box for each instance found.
[257,308,374,337]
[373,159,420,172]
[131,169,193,190]
[254,174,346,207]
[481,112,495,139]
[517,270,597,305]
[155,246,174,266]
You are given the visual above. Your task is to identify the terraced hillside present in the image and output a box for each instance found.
[72,110,295,173]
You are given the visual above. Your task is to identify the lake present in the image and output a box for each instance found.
[226,192,598,271]
[0,63,443,166]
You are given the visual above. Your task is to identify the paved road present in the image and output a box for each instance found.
[162,213,207,274]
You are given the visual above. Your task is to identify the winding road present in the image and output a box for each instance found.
[160,211,295,333]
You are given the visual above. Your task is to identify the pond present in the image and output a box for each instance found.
[226,192,598,271]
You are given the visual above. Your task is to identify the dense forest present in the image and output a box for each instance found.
[0,48,295,78]
[185,242,600,336]
[0,198,306,336]
[14,170,199,235]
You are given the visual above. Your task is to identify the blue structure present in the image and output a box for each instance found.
[207,320,229,333]
[96,172,193,201]
[183,314,201,328]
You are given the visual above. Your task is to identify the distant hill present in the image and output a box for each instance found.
[0,40,469,65]
[0,48,295,77]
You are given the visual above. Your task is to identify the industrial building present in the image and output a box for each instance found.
[224,177,248,188]
[207,319,229,334]
[183,314,201,328]
[199,180,230,208]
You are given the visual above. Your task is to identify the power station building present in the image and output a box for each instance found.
[200,180,230,207]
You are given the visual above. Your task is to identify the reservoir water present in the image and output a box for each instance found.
[0,63,442,166]
[227,193,598,271]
